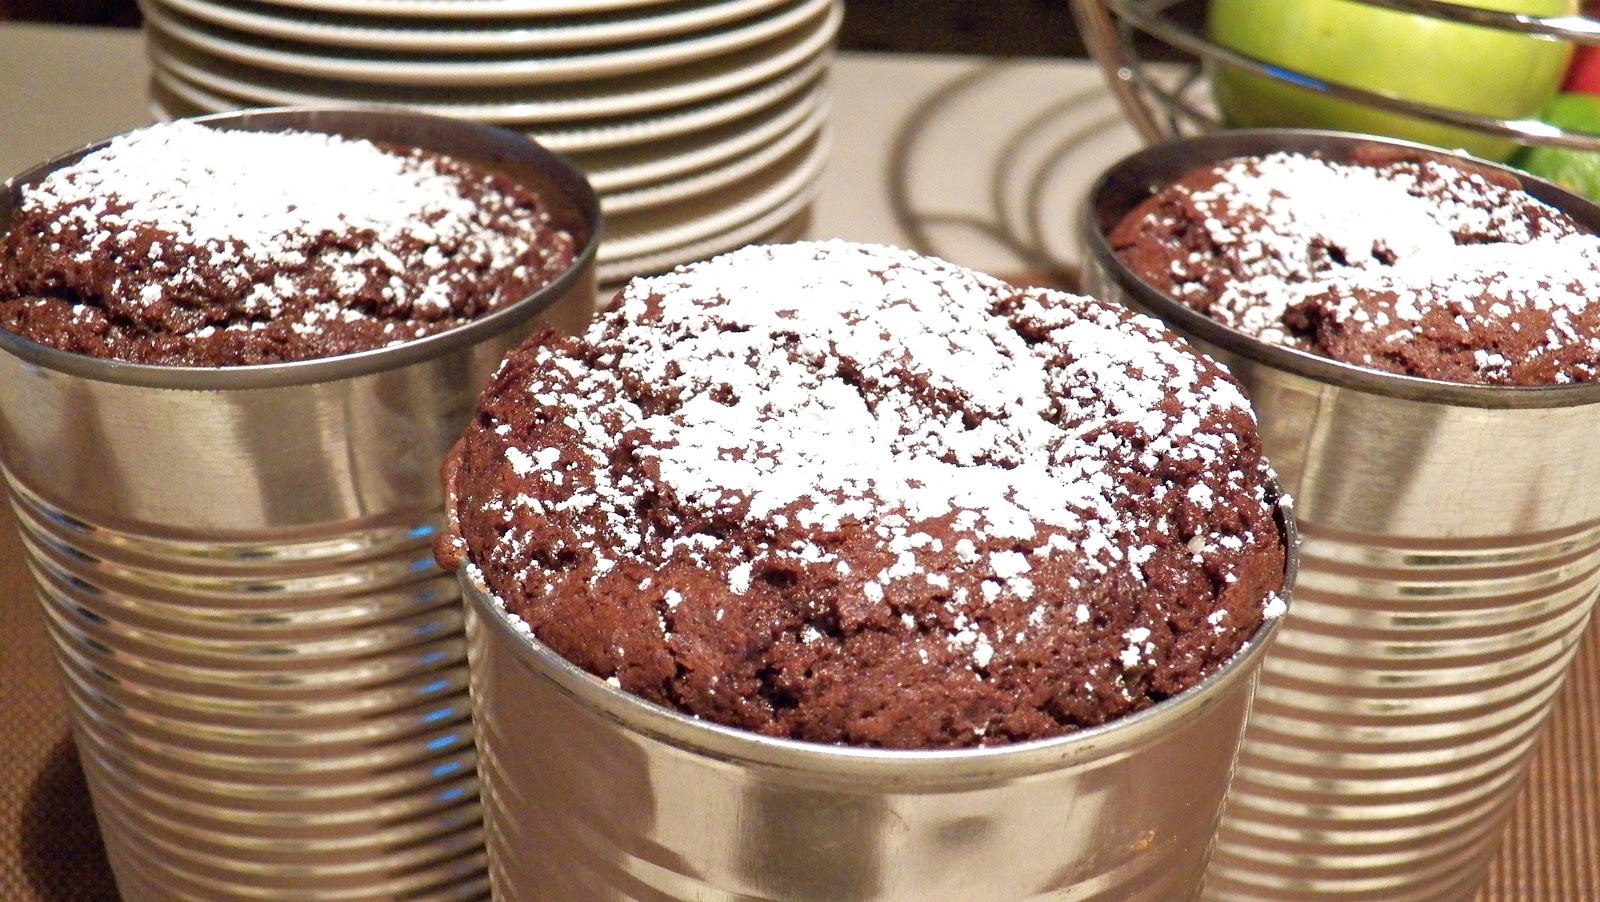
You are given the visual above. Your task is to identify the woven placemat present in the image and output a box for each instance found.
[0,496,1595,901]
[1480,610,1600,901]
[0,500,118,901]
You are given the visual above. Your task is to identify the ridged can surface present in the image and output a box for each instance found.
[456,500,1295,902]
[0,108,599,902]
[1081,128,1600,902]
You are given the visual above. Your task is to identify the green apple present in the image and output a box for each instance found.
[1207,0,1577,161]
[1514,92,1600,200]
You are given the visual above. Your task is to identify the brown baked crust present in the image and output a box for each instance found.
[0,121,577,366]
[443,241,1286,750]
[1109,147,1600,386]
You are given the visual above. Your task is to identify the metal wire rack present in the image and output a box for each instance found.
[1071,0,1600,153]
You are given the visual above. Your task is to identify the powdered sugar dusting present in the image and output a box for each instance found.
[1174,152,1577,344]
[1310,236,1600,382]
[469,241,1283,681]
[4,119,575,364]
[603,242,1253,556]
[1120,149,1600,385]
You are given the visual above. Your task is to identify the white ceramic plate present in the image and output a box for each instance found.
[153,0,792,54]
[145,3,839,122]
[522,58,822,151]
[574,80,826,193]
[597,171,818,285]
[598,102,827,212]
[141,0,832,88]
[598,126,828,262]
[150,53,826,157]
[246,0,673,18]
[148,67,240,117]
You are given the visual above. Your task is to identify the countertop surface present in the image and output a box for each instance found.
[0,20,1596,902]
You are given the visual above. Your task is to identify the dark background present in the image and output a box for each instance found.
[0,0,1203,57]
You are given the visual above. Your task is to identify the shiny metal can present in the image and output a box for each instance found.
[1081,128,1600,902]
[455,498,1295,902]
[0,108,600,902]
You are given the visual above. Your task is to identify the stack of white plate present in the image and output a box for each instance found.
[140,0,840,287]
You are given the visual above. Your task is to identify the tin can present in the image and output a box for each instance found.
[0,107,600,901]
[1081,128,1600,902]
[455,497,1294,902]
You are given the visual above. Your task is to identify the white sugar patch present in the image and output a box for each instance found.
[601,242,1252,562]
[1263,594,1288,619]
[479,241,1278,676]
[23,119,548,318]
[1165,151,1591,366]
[506,447,537,477]
[1120,626,1152,668]
[1315,236,1600,367]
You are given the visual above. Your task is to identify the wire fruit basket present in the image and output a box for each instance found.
[1071,0,1600,154]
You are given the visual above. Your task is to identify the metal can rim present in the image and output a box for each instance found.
[1081,126,1600,411]
[0,104,602,391]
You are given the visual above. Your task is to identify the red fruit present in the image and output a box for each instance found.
[1566,44,1600,95]
[1568,4,1600,94]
